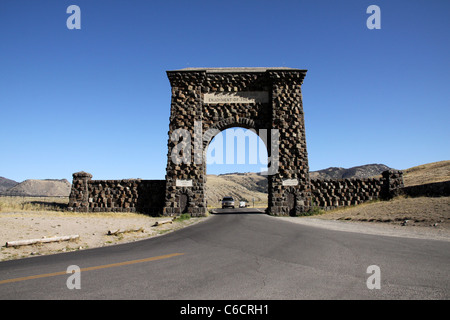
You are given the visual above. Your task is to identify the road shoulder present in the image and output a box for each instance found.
[272,215,450,241]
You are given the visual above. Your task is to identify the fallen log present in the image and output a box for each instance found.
[107,227,144,236]
[152,219,174,227]
[5,235,80,248]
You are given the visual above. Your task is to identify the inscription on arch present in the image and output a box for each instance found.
[204,91,269,104]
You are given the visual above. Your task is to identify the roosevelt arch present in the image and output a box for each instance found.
[163,67,311,217]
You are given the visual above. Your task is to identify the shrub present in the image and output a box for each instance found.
[177,213,191,221]
[299,206,324,217]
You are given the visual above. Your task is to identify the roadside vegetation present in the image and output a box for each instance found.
[0,196,69,213]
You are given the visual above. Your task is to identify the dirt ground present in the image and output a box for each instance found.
[278,195,450,241]
[0,211,207,261]
[312,196,449,228]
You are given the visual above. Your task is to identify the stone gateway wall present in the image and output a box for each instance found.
[66,68,406,217]
[311,178,383,209]
[310,170,404,210]
[400,180,450,198]
[68,172,165,214]
[68,170,405,215]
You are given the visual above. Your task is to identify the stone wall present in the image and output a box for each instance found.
[310,170,404,210]
[311,178,383,209]
[68,172,165,215]
[401,180,450,198]
[67,170,405,215]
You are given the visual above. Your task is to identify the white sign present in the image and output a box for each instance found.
[204,91,269,104]
[176,179,193,187]
[282,179,298,186]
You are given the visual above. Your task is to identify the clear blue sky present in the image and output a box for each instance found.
[1,0,449,182]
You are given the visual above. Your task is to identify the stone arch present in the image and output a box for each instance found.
[214,116,256,131]
[202,117,270,154]
[163,67,311,217]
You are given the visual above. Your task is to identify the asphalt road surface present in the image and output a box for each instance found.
[0,208,449,300]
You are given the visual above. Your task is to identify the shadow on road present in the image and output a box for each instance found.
[210,208,267,215]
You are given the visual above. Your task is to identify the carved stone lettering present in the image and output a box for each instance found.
[204,91,269,104]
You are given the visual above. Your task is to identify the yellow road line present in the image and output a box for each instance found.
[0,252,184,285]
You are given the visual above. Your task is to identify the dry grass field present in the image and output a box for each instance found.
[402,160,450,187]
[0,196,69,213]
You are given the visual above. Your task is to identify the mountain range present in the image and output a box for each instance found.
[308,164,391,180]
[0,179,71,197]
[0,177,19,193]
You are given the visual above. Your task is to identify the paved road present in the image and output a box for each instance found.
[0,209,449,300]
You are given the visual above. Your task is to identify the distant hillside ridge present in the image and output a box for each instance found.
[206,173,267,205]
[309,164,392,180]
[0,177,19,193]
[0,179,71,197]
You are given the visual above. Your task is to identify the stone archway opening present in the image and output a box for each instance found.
[205,126,269,210]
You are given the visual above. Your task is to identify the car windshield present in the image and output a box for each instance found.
[223,197,233,201]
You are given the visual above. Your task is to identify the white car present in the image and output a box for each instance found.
[239,201,246,208]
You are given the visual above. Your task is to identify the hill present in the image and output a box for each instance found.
[0,177,19,193]
[206,173,267,206]
[308,164,391,180]
[1,179,71,197]
[402,160,450,187]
